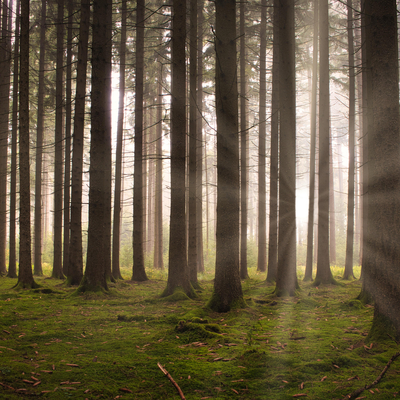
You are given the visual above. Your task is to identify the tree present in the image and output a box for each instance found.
[112,0,127,280]
[343,0,356,280]
[257,0,267,274]
[304,0,318,282]
[274,0,298,296]
[33,0,46,277]
[208,0,244,312]
[188,0,199,288]
[78,0,111,293]
[67,0,90,286]
[239,0,249,280]
[132,0,148,282]
[8,0,20,279]
[16,0,38,288]
[364,0,400,338]
[52,0,65,280]
[314,0,335,286]
[162,0,192,297]
[267,0,279,283]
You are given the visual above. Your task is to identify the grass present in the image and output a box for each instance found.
[0,264,399,399]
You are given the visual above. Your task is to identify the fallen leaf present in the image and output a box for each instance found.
[119,388,133,393]
[33,381,41,387]
[65,364,79,367]
[293,394,307,398]
[231,389,239,394]
[321,376,327,382]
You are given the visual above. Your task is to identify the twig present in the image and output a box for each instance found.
[343,352,400,399]
[157,362,186,400]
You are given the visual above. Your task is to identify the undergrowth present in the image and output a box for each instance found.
[0,265,399,399]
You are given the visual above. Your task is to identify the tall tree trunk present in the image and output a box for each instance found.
[257,0,267,273]
[314,0,334,286]
[188,0,199,288]
[275,0,298,296]
[343,0,356,280]
[162,0,192,297]
[240,0,249,279]
[52,0,65,280]
[79,0,111,292]
[16,0,37,288]
[153,61,164,270]
[0,0,11,275]
[132,0,148,281]
[63,0,73,276]
[304,0,318,282]
[329,130,336,264]
[365,0,400,338]
[196,0,205,273]
[33,0,46,277]
[209,0,244,312]
[67,0,89,286]
[112,0,127,280]
[8,0,20,279]
[267,0,279,283]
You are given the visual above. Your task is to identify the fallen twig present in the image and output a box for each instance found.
[343,352,400,399]
[157,362,186,400]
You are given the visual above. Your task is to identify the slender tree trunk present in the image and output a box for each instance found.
[267,0,279,283]
[343,0,356,280]
[188,0,199,287]
[79,0,111,292]
[304,0,318,282]
[112,0,127,280]
[257,0,267,273]
[153,62,164,270]
[0,0,11,275]
[315,0,334,286]
[33,0,46,277]
[196,0,205,273]
[163,0,192,297]
[275,0,298,296]
[52,0,65,280]
[209,0,244,312]
[329,130,336,264]
[239,0,249,279]
[63,0,73,276]
[132,0,148,281]
[67,0,89,286]
[16,0,37,288]
[7,0,20,279]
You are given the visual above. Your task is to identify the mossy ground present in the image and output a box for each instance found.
[0,265,399,399]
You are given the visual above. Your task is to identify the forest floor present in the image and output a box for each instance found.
[0,265,399,400]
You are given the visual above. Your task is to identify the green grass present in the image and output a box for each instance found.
[1,264,399,399]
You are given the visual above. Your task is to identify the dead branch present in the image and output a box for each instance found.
[157,362,186,400]
[343,352,400,399]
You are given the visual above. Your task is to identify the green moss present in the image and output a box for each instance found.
[175,320,223,339]
[160,290,190,302]
[340,299,364,310]
[368,309,398,342]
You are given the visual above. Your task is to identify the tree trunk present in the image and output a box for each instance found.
[188,0,199,288]
[112,0,127,280]
[239,0,249,280]
[163,0,192,297]
[63,0,73,277]
[16,0,37,288]
[52,0,65,280]
[343,0,356,280]
[78,0,111,293]
[209,0,244,312]
[267,0,279,283]
[304,0,318,282]
[275,0,298,296]
[7,0,20,279]
[365,0,400,338]
[132,0,148,281]
[314,0,334,286]
[67,0,89,286]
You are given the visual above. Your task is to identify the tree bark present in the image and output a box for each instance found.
[275,0,298,296]
[209,0,244,312]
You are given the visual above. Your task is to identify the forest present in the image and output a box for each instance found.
[1,0,400,398]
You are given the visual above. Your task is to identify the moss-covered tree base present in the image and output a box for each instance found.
[65,275,83,287]
[160,285,196,300]
[367,309,399,342]
[357,288,373,305]
[207,292,247,313]
[303,275,313,282]
[312,276,339,287]
[13,280,41,290]
[76,276,108,294]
